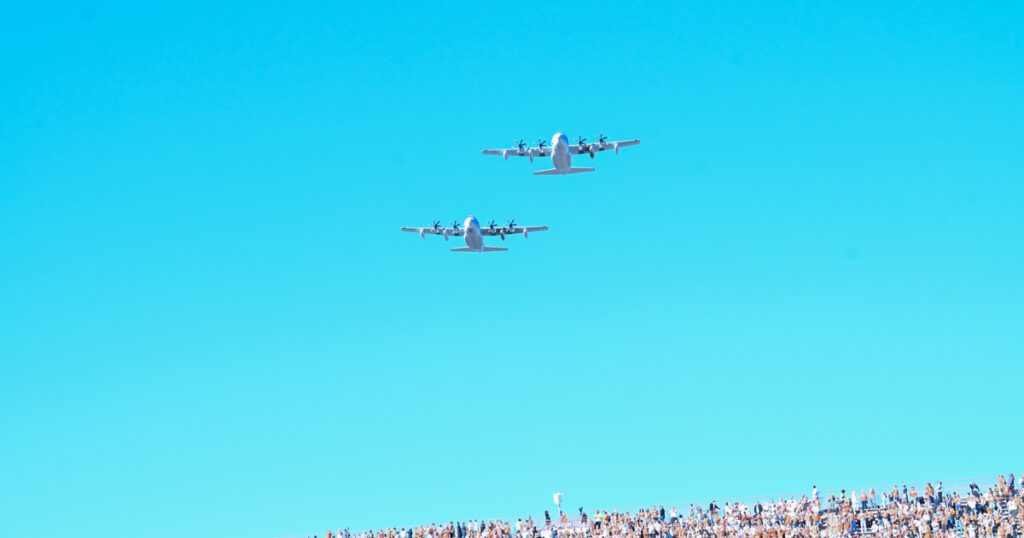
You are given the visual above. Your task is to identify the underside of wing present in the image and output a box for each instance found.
[567,139,641,155]
[482,148,536,158]
[593,139,642,153]
[502,225,549,234]
[482,147,551,158]
[401,227,460,236]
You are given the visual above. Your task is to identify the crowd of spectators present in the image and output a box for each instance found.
[314,475,1021,538]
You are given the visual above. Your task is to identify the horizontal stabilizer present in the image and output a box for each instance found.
[450,246,508,252]
[533,167,595,176]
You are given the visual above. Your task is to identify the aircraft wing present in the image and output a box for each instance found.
[569,139,641,154]
[480,225,548,236]
[401,227,463,236]
[482,147,551,158]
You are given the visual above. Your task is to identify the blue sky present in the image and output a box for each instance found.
[1,2,1022,537]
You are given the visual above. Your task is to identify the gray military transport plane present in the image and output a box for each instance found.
[401,216,548,252]
[482,132,640,175]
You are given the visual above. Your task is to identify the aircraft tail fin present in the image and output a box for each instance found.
[533,167,595,175]
[450,247,508,252]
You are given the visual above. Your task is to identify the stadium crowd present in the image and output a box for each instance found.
[314,475,1021,538]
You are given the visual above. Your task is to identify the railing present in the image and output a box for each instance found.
[277,474,1017,538]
